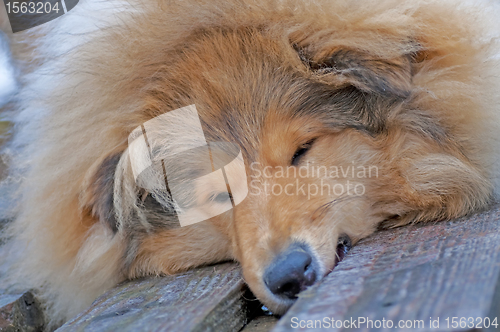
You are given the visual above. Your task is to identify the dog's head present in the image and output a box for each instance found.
[81,2,493,315]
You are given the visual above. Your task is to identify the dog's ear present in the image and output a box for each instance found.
[81,153,122,233]
[296,45,413,98]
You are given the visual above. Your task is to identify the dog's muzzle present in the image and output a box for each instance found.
[263,242,317,299]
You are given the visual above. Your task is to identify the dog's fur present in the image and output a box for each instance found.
[1,0,500,328]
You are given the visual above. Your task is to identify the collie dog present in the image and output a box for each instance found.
[1,0,500,328]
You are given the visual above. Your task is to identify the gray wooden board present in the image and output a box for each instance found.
[272,204,500,332]
[0,291,45,332]
[56,262,257,332]
[242,316,279,332]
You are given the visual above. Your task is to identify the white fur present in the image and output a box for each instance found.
[0,32,16,107]
[1,0,141,327]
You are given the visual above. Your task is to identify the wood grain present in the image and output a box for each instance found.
[0,291,45,332]
[272,205,500,332]
[56,262,259,332]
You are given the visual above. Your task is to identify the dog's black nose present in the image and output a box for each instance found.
[263,243,317,299]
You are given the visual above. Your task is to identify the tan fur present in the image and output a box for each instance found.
[1,0,500,328]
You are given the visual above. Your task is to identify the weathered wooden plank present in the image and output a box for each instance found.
[56,262,260,332]
[241,316,279,332]
[272,205,500,332]
[0,121,12,223]
[0,291,45,332]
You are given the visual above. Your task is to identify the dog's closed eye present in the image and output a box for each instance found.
[210,192,233,203]
[291,139,315,165]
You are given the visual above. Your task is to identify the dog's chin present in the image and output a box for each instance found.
[254,267,331,316]
[259,293,297,316]
[258,273,328,315]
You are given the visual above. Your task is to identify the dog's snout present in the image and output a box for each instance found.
[263,243,317,299]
